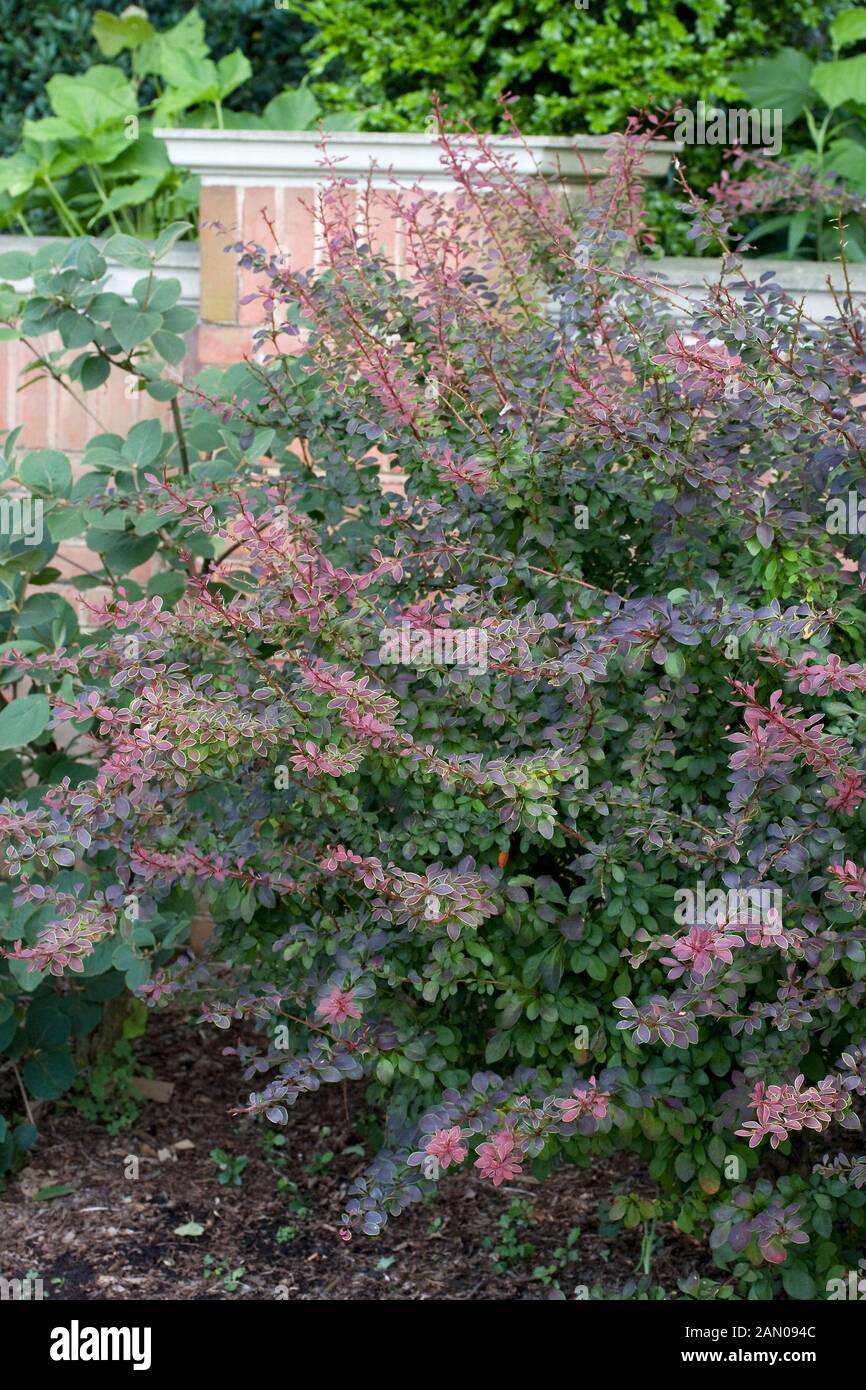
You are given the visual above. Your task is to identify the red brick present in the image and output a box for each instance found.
[282,188,316,273]
[199,186,239,324]
[197,323,257,367]
[240,186,281,326]
[16,340,52,448]
[358,189,401,270]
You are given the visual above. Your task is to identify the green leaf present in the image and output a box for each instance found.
[7,956,45,992]
[151,330,186,365]
[95,531,159,571]
[161,305,197,333]
[0,693,50,750]
[0,250,33,280]
[174,1220,205,1237]
[0,153,38,199]
[32,1182,75,1200]
[674,1152,695,1182]
[145,379,179,402]
[831,9,866,51]
[148,571,186,604]
[133,276,181,312]
[782,1266,816,1299]
[46,507,85,542]
[47,67,137,135]
[92,7,155,57]
[71,242,107,280]
[813,1207,833,1238]
[262,86,322,131]
[122,418,164,470]
[80,355,111,391]
[13,1123,38,1152]
[697,1163,721,1195]
[97,176,163,219]
[826,137,866,188]
[110,304,161,351]
[22,115,82,144]
[787,209,810,255]
[217,50,252,100]
[811,55,866,109]
[733,48,815,123]
[485,1030,512,1063]
[141,8,209,78]
[102,234,155,270]
[322,111,366,131]
[19,449,72,498]
[153,221,194,260]
[58,310,99,350]
[25,1002,71,1050]
[22,1049,77,1100]
[158,49,219,104]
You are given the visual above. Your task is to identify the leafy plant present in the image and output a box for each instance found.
[0,0,315,154]
[69,1036,149,1133]
[209,1148,250,1187]
[0,5,361,240]
[288,0,827,136]
[531,1226,581,1290]
[2,118,866,1300]
[726,8,866,259]
[0,223,200,1178]
[608,1193,665,1276]
[202,1254,246,1291]
[482,1199,536,1273]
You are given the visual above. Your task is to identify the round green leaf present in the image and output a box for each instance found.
[664,649,686,679]
[0,693,50,750]
[80,355,111,391]
[25,1001,71,1050]
[22,1049,77,1100]
[782,1266,816,1300]
[19,449,72,498]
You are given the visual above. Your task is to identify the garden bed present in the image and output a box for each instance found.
[0,1009,713,1301]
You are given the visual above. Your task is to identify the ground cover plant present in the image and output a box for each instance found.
[3,116,866,1299]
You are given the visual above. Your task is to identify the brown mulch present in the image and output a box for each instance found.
[0,1009,714,1300]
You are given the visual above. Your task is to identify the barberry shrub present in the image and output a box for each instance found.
[3,121,866,1298]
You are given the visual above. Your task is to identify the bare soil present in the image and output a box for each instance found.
[0,1009,714,1300]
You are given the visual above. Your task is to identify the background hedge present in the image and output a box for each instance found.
[289,0,835,134]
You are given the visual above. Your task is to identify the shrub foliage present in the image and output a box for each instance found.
[2,120,866,1297]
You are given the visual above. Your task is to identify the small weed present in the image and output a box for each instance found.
[482,1199,536,1273]
[209,1149,250,1187]
[70,1040,149,1136]
[532,1227,582,1289]
[203,1255,246,1292]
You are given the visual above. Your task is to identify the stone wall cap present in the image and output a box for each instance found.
[638,254,866,293]
[155,128,674,187]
